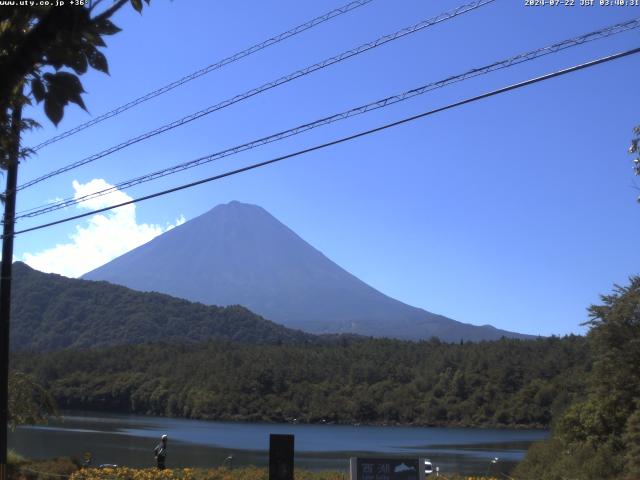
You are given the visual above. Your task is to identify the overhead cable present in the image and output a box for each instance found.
[9,45,640,238]
[30,0,376,151]
[18,0,496,191]
[16,17,640,219]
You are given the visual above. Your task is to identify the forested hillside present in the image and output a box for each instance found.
[515,277,640,480]
[10,262,316,350]
[12,335,589,428]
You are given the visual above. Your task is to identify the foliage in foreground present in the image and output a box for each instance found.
[0,0,151,171]
[67,467,496,480]
[629,125,640,202]
[13,334,588,429]
[7,460,501,480]
[8,370,56,429]
[514,277,640,480]
[8,455,79,480]
[70,466,334,480]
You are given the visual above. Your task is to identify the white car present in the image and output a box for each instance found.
[424,460,433,476]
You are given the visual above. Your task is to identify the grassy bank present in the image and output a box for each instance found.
[69,467,498,480]
[8,460,500,480]
[7,452,80,480]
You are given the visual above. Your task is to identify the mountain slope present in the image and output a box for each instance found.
[83,201,532,342]
[10,262,316,351]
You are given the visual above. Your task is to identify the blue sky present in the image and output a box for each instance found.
[13,0,640,336]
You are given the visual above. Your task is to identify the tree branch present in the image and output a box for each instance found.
[94,0,128,22]
[0,9,72,112]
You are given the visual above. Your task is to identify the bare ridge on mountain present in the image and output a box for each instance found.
[83,201,532,342]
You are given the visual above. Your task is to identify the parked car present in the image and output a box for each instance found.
[424,459,433,476]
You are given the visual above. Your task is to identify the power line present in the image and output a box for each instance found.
[18,0,496,191]
[30,0,376,152]
[16,17,640,220]
[9,46,640,238]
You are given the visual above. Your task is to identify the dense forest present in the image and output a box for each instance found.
[10,262,317,350]
[515,277,640,480]
[10,263,639,478]
[12,335,588,429]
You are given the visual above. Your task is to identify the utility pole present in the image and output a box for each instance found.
[0,91,23,480]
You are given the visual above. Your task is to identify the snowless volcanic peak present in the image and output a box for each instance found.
[84,201,532,342]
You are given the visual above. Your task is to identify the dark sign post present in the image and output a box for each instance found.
[350,457,426,480]
[269,434,294,480]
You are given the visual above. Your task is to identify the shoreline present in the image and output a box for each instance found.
[56,408,550,431]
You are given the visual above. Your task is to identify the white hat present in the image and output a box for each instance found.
[161,434,168,440]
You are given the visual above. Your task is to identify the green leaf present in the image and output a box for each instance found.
[82,29,106,47]
[20,119,41,132]
[45,46,66,70]
[86,48,109,74]
[67,90,87,111]
[131,0,143,12]
[93,18,122,36]
[49,71,85,93]
[31,78,45,103]
[69,50,88,75]
[20,93,33,107]
[44,97,64,126]
[43,72,88,113]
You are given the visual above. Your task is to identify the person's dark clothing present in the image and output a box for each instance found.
[154,443,166,470]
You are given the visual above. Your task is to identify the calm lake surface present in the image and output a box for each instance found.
[9,411,548,475]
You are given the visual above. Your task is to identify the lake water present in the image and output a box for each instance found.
[9,411,548,475]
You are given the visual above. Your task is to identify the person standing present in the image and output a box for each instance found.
[153,434,168,470]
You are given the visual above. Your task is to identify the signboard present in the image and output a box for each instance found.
[350,457,426,480]
[269,434,294,480]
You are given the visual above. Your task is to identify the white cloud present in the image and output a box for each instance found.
[22,179,185,278]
